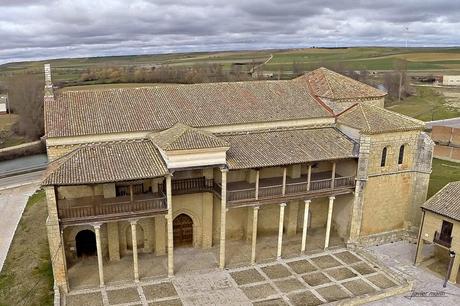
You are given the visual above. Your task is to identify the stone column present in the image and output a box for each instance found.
[130,220,139,281]
[448,255,460,284]
[155,216,166,255]
[277,203,286,258]
[94,223,104,287]
[301,200,311,253]
[414,239,425,265]
[414,211,426,265]
[219,168,228,269]
[282,168,287,195]
[307,165,312,191]
[324,196,335,249]
[107,222,120,261]
[251,206,259,264]
[245,207,253,242]
[166,175,174,277]
[255,170,260,200]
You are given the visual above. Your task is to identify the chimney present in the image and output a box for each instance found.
[44,64,53,98]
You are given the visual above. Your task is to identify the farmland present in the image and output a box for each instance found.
[2,47,460,87]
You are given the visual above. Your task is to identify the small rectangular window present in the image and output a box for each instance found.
[398,145,405,165]
[381,147,387,167]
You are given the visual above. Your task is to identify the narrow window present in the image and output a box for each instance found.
[440,220,453,239]
[398,145,405,165]
[380,147,387,167]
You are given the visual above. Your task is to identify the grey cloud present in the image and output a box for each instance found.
[0,0,459,64]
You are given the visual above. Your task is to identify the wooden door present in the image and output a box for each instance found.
[173,214,193,246]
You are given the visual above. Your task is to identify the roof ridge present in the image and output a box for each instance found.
[321,68,335,98]
[366,104,425,126]
[359,104,372,131]
[304,74,335,116]
[58,79,294,94]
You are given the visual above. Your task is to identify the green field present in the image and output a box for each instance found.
[428,158,460,198]
[0,190,53,306]
[387,87,460,121]
[3,47,460,86]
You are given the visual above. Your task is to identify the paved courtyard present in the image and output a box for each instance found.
[367,241,460,306]
[64,247,409,305]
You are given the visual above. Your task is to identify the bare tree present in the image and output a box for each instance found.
[292,61,304,77]
[7,74,44,140]
[394,59,408,102]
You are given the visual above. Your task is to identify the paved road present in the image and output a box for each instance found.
[0,171,44,190]
[426,117,460,129]
[0,172,42,271]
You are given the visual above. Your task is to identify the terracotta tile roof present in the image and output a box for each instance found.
[297,67,386,101]
[46,80,332,137]
[422,181,460,221]
[220,128,357,169]
[42,140,168,185]
[337,104,425,134]
[149,123,229,151]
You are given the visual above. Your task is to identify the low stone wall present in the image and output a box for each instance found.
[433,145,460,162]
[431,126,460,162]
[355,229,418,247]
[0,140,45,161]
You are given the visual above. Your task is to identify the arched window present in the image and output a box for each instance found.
[381,147,388,167]
[398,145,405,165]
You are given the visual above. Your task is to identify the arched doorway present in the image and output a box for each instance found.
[173,214,193,247]
[76,230,97,257]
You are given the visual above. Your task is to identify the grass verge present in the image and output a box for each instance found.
[0,190,53,306]
[428,158,460,198]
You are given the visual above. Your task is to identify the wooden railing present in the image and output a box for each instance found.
[309,179,332,191]
[225,176,355,203]
[166,177,214,195]
[259,185,283,198]
[334,176,355,188]
[228,188,256,202]
[58,195,167,222]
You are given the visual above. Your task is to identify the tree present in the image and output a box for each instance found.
[394,59,409,102]
[7,74,44,140]
[292,61,304,77]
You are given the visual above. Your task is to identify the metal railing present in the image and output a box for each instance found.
[433,231,452,248]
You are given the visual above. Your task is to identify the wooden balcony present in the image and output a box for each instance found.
[433,231,452,248]
[169,177,214,195]
[225,172,355,207]
[165,172,355,207]
[57,193,167,225]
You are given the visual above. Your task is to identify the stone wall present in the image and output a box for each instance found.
[354,130,433,240]
[431,126,460,162]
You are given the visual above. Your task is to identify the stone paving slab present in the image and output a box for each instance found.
[64,247,412,305]
[172,269,251,305]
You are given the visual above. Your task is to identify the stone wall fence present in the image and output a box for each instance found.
[431,126,460,162]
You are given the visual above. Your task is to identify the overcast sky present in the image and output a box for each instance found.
[1,0,460,64]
